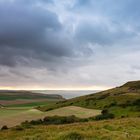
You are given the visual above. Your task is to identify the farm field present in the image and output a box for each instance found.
[0,117,140,140]
[0,106,101,128]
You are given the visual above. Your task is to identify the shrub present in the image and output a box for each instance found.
[94,109,115,120]
[101,109,109,115]
[30,119,43,125]
[95,113,114,120]
[43,115,80,125]
[1,125,8,130]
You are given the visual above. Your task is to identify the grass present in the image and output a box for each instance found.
[0,81,140,139]
[43,106,101,118]
[0,117,140,140]
[0,106,101,127]
[39,81,140,118]
[0,101,57,127]
[6,101,57,108]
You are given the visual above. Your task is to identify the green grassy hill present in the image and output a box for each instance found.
[0,117,140,140]
[39,81,140,118]
[0,90,65,107]
[0,90,64,101]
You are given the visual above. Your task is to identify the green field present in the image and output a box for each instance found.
[6,101,57,108]
[0,117,140,140]
[0,106,101,128]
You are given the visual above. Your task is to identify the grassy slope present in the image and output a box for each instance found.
[0,90,64,100]
[0,117,140,140]
[39,81,140,118]
[0,106,101,127]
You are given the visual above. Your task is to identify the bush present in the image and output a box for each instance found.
[101,109,109,115]
[43,115,80,125]
[1,125,8,130]
[95,113,115,120]
[30,119,43,125]
[21,115,82,127]
[94,109,115,120]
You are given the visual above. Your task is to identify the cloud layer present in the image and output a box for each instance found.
[0,0,140,89]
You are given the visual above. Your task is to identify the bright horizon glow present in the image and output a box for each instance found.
[0,86,112,91]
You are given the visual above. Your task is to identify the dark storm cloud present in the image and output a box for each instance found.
[0,0,73,67]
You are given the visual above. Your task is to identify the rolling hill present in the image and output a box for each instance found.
[0,90,64,100]
[0,90,65,127]
[39,81,140,117]
[0,90,64,106]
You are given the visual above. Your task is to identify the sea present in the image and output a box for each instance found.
[33,90,100,99]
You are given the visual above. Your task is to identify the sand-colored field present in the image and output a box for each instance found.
[45,106,101,118]
[0,106,101,128]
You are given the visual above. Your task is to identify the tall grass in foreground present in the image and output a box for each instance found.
[0,117,140,140]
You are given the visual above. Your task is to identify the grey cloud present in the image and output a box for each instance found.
[0,0,73,67]
[74,0,140,23]
[0,0,140,89]
[75,22,136,45]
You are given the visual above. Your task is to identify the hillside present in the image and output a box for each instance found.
[0,90,65,127]
[0,90,64,100]
[39,81,140,117]
[0,117,140,140]
[0,90,65,107]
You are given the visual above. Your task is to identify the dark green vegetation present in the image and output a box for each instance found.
[18,110,113,127]
[39,81,140,118]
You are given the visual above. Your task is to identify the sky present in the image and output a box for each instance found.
[0,0,140,90]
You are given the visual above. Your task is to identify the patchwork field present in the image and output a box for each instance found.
[0,106,101,128]
[0,81,140,140]
[0,90,64,108]
[44,106,101,118]
[0,117,140,140]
